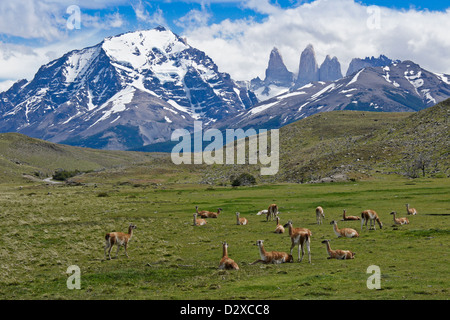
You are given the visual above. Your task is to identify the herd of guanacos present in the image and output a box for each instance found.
[104,203,417,268]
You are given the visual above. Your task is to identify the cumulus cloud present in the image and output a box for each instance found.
[132,0,167,26]
[0,0,65,40]
[182,0,450,80]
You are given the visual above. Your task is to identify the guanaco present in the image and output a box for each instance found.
[257,209,268,216]
[274,216,285,234]
[193,212,207,226]
[390,211,409,225]
[236,212,248,225]
[361,210,383,231]
[406,204,418,215]
[104,224,137,260]
[196,206,222,218]
[316,206,325,224]
[330,220,359,238]
[219,242,239,270]
[341,209,360,221]
[283,220,312,263]
[266,204,278,222]
[251,240,293,264]
[321,240,355,259]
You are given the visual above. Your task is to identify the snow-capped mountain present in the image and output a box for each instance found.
[227,60,450,129]
[0,26,257,150]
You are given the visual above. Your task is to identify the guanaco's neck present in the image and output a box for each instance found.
[343,210,346,219]
[288,224,293,236]
[258,244,267,257]
[222,245,228,258]
[325,242,332,253]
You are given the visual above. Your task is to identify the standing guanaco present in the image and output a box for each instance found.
[283,220,312,263]
[361,210,383,231]
[104,224,137,260]
[266,204,278,222]
[316,206,325,224]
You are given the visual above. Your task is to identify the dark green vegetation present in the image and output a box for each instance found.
[0,178,448,299]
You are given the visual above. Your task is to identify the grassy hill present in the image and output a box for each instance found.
[0,133,157,183]
[1,99,448,186]
[196,98,449,185]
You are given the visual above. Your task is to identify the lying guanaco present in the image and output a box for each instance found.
[331,220,359,238]
[274,216,285,233]
[193,212,207,226]
[251,240,293,264]
[321,240,355,259]
[406,204,418,215]
[341,209,360,221]
[219,242,239,270]
[390,211,409,225]
[236,212,248,225]
[104,224,137,260]
[196,206,222,218]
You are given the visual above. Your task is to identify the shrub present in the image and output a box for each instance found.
[53,169,81,181]
[231,173,256,186]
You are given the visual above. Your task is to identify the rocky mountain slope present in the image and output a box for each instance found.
[230,60,450,130]
[250,44,343,101]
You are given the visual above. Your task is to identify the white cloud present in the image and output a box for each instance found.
[0,0,65,40]
[0,80,16,93]
[175,8,212,30]
[181,0,450,80]
[132,0,167,26]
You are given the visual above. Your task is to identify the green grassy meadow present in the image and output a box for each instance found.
[0,176,448,300]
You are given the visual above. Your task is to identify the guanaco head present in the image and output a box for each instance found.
[255,240,264,247]
[283,220,293,228]
[321,239,331,244]
[390,211,397,215]
[330,220,337,225]
[222,241,228,248]
[218,208,223,213]
[286,254,294,263]
[128,224,137,232]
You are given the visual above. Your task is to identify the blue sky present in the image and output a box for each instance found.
[1,0,450,90]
